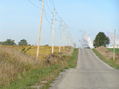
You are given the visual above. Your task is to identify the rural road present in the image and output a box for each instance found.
[50,49,119,89]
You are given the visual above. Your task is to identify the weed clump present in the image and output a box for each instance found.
[45,52,68,65]
[0,47,39,86]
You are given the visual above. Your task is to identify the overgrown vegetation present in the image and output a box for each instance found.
[0,45,78,89]
[0,47,40,87]
[93,48,119,69]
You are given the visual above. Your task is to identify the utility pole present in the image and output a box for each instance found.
[58,21,63,53]
[51,9,56,54]
[62,23,66,50]
[36,0,44,59]
[113,29,116,61]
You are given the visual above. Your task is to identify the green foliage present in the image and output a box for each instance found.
[66,49,78,68]
[18,39,28,46]
[0,39,16,45]
[93,32,110,47]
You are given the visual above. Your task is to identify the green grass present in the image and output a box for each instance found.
[93,49,119,69]
[1,65,59,89]
[66,49,79,68]
[0,48,78,89]
[108,48,119,54]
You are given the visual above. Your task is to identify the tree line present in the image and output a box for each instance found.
[0,32,110,47]
[0,39,29,46]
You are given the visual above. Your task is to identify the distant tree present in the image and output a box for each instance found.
[0,42,2,45]
[93,32,110,48]
[18,39,28,46]
[44,44,49,46]
[73,43,76,48]
[2,39,16,45]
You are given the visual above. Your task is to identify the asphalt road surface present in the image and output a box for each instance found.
[50,49,119,89]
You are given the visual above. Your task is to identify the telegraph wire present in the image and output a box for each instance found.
[36,0,74,47]
[28,0,40,8]
[44,0,67,26]
[28,0,71,32]
[44,8,51,24]
[28,0,51,24]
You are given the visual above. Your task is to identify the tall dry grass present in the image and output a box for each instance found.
[0,47,40,86]
[0,45,73,86]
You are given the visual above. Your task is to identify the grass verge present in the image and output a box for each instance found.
[0,49,78,89]
[93,49,119,69]
[108,48,119,54]
[65,48,79,68]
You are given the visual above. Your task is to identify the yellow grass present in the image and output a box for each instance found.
[25,46,70,60]
[0,45,72,60]
[0,45,73,86]
[0,46,40,86]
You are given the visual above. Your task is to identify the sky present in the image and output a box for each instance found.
[0,0,119,46]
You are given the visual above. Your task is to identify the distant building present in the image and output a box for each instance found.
[82,34,94,48]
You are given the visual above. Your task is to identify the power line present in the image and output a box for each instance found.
[28,0,71,33]
[51,0,56,10]
[45,0,68,26]
[28,0,51,25]
[38,0,74,48]
[45,0,53,13]
[45,0,61,22]
[44,8,51,24]
[28,0,40,8]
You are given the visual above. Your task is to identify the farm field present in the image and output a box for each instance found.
[0,45,72,60]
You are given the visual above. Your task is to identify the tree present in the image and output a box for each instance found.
[18,39,28,46]
[2,39,16,45]
[93,32,110,48]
